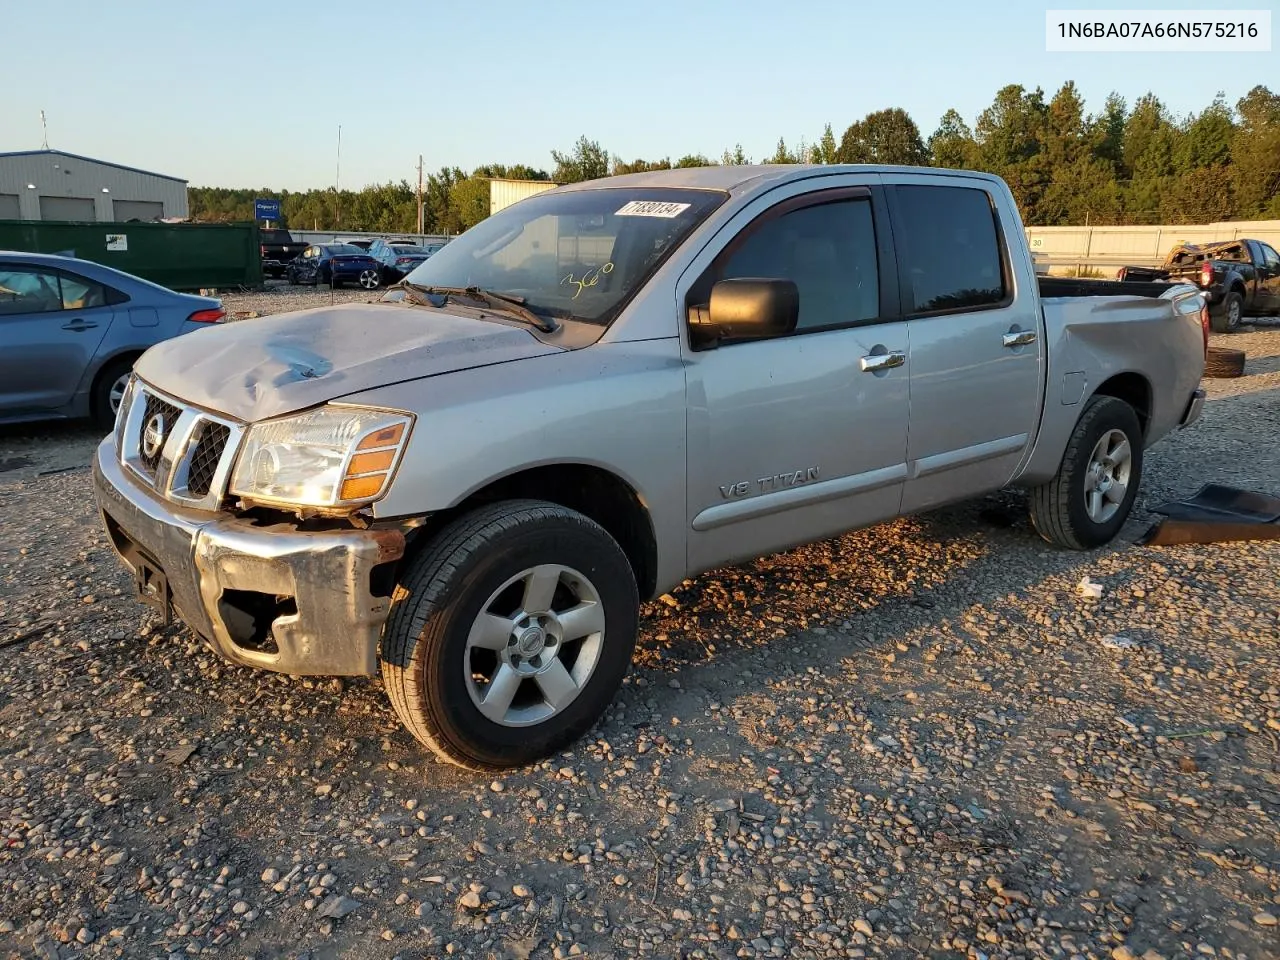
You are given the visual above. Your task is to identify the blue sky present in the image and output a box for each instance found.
[1,0,1273,190]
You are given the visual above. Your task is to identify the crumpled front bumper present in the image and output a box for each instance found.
[92,438,404,676]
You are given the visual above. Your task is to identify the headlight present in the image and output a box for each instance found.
[229,405,414,508]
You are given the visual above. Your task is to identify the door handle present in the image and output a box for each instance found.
[859,351,906,372]
[1002,330,1037,347]
[61,320,98,332]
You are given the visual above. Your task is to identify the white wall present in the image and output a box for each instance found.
[1026,219,1280,269]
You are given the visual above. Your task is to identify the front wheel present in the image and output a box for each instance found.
[380,500,639,770]
[1028,395,1143,550]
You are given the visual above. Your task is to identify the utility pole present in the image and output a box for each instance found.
[416,154,424,235]
[335,124,342,229]
[39,110,49,149]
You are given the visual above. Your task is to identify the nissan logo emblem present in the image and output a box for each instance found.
[142,412,168,459]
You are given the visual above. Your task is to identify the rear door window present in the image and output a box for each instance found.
[891,185,1008,315]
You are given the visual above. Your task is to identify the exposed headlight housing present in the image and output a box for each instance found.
[229,405,414,510]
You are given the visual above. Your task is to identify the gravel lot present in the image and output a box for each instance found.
[1,307,1278,960]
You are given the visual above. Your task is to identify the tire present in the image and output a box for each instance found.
[380,499,639,771]
[90,357,136,431]
[358,268,381,290]
[1204,345,1246,379]
[1209,290,1243,333]
[1028,395,1144,550]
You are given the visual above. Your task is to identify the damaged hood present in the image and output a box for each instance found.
[133,303,564,422]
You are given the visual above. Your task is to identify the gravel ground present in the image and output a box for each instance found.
[1,322,1278,960]
[217,280,381,321]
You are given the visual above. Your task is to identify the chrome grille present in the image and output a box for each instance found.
[137,393,182,474]
[117,378,244,511]
[187,422,231,497]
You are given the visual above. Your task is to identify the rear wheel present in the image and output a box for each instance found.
[1028,395,1143,550]
[358,268,381,290]
[1210,290,1243,333]
[380,500,639,770]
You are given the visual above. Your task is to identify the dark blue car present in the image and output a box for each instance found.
[0,251,224,428]
[285,243,383,289]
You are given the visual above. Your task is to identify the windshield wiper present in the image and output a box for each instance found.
[400,282,559,333]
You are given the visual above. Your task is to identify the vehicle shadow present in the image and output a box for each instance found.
[1244,354,1280,376]
[0,419,104,482]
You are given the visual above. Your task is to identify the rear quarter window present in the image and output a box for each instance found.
[892,184,1008,315]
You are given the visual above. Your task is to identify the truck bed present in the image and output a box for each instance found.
[1038,276,1174,300]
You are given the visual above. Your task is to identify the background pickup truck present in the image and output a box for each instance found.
[1117,238,1280,332]
[259,228,307,279]
[93,165,1209,771]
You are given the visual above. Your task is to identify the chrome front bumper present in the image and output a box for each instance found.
[92,438,405,676]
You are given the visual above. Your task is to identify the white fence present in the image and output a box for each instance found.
[1026,219,1280,274]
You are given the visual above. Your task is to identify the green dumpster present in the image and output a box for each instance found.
[0,219,264,291]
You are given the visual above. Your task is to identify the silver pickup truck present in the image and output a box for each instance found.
[93,165,1209,770]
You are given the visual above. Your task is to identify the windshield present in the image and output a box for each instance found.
[401,187,726,324]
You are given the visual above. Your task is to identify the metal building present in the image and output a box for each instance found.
[0,149,189,223]
[488,177,557,215]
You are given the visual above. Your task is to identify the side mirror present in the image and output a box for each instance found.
[690,278,799,349]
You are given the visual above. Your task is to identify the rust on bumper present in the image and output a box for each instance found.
[92,438,404,676]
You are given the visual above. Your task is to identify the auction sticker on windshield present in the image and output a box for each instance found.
[615,200,692,218]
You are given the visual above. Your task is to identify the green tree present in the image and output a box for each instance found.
[551,136,610,183]
[1121,94,1179,222]
[1160,164,1234,223]
[813,124,838,164]
[1231,85,1280,217]
[674,154,714,168]
[612,157,673,175]
[1093,92,1127,171]
[928,109,977,169]
[767,137,800,163]
[972,85,1050,219]
[424,167,467,235]
[472,163,552,181]
[1174,93,1234,174]
[1037,82,1120,224]
[836,108,927,165]
[721,144,750,165]
[450,176,491,231]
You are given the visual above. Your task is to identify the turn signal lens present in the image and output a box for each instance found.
[347,450,395,474]
[358,423,404,449]
[336,420,412,504]
[340,475,386,501]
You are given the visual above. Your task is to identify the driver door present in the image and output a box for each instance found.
[676,179,911,575]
